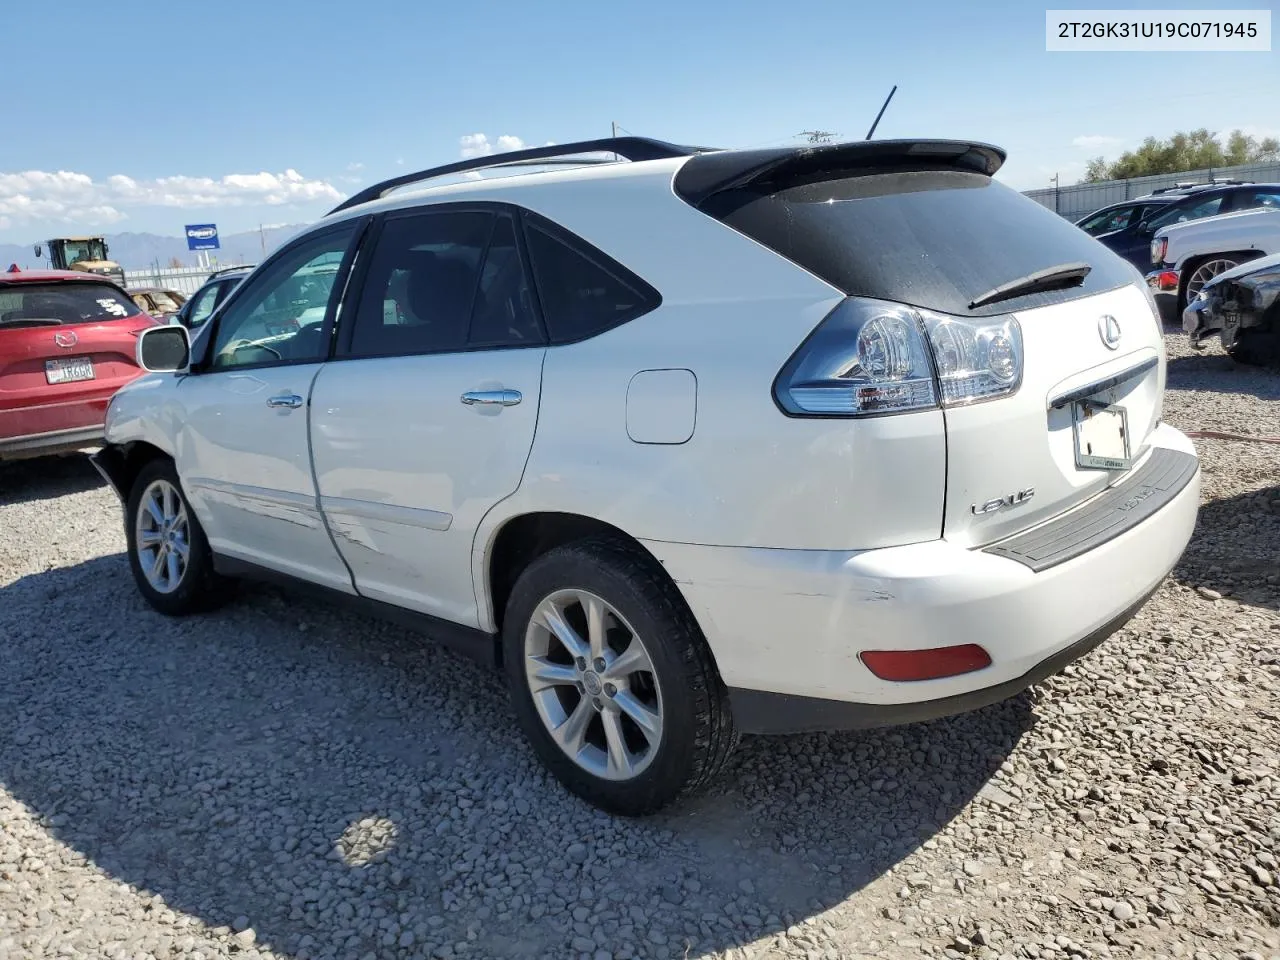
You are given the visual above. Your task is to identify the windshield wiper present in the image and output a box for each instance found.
[0,317,64,328]
[968,261,1092,310]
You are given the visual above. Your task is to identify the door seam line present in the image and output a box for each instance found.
[304,364,361,594]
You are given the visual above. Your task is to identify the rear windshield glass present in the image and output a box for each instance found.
[697,169,1137,317]
[0,281,142,327]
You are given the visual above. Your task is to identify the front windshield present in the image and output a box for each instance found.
[60,239,108,263]
[1078,206,1133,235]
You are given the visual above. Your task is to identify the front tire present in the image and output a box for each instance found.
[1227,326,1280,367]
[1178,255,1247,314]
[502,537,738,815]
[125,458,233,616]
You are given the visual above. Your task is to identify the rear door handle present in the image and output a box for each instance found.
[460,389,522,407]
[267,393,304,409]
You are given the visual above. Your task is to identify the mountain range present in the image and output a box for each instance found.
[0,225,308,272]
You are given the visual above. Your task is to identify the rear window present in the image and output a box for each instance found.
[696,169,1137,317]
[0,281,142,327]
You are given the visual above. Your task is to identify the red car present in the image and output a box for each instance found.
[0,269,159,461]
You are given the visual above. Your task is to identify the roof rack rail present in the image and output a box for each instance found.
[327,136,718,215]
[1150,181,1209,194]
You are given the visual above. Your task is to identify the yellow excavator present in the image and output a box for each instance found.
[35,236,126,287]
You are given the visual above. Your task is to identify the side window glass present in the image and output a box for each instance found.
[186,284,220,327]
[209,225,355,370]
[348,210,492,358]
[1238,189,1280,210]
[468,214,542,347]
[522,217,660,343]
[1174,195,1223,223]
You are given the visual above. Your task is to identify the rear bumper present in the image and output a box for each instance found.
[644,425,1200,734]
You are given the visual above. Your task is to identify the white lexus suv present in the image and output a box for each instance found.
[93,137,1201,815]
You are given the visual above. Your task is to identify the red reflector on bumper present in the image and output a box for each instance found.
[859,644,993,682]
[1157,270,1179,291]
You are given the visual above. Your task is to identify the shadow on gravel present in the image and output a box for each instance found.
[0,552,1034,960]
[1165,352,1280,399]
[0,451,105,505]
[1173,481,1280,616]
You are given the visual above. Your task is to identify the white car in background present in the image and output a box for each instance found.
[92,136,1200,815]
[1146,204,1280,315]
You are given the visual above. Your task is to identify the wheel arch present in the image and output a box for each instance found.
[92,439,174,502]
[480,511,686,646]
[1177,249,1266,311]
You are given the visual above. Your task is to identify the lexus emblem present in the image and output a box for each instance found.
[53,330,78,349]
[1098,315,1121,350]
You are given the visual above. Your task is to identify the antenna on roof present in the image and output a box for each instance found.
[865,85,898,140]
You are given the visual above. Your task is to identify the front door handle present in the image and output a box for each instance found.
[460,389,522,407]
[267,393,304,409]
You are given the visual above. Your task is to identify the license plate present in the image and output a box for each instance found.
[1073,399,1130,470]
[45,356,95,385]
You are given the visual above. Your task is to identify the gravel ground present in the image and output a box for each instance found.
[1,328,1277,960]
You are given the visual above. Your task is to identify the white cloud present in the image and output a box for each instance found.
[458,133,528,159]
[1233,125,1280,142]
[0,167,341,232]
[345,161,364,171]
[1072,135,1123,149]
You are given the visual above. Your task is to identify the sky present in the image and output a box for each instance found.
[1,0,1276,244]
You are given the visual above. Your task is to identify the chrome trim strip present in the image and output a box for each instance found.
[1048,356,1159,410]
[319,495,453,532]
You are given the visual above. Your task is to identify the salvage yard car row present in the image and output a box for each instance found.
[1071,178,1280,365]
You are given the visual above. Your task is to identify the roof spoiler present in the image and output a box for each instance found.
[673,139,1007,206]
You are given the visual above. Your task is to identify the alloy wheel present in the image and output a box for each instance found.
[134,478,191,594]
[523,589,664,781]
[1186,258,1239,302]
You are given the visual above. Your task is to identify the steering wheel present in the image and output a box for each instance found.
[231,338,282,360]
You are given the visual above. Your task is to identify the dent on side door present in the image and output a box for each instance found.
[309,350,544,625]
[178,364,353,590]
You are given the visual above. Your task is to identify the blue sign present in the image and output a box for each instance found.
[185,223,220,251]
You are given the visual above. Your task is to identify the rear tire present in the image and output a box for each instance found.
[502,537,738,816]
[125,458,234,616]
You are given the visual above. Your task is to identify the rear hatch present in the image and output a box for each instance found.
[0,279,156,436]
[677,146,1165,547]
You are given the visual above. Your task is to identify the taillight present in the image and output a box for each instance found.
[1151,237,1168,264]
[773,297,1023,417]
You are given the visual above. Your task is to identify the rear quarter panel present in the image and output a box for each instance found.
[466,167,948,630]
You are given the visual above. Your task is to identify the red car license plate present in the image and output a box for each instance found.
[45,356,95,385]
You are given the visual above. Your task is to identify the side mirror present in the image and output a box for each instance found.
[136,325,190,373]
[33,244,42,258]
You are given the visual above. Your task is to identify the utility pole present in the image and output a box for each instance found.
[259,224,267,257]
[1051,173,1060,213]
